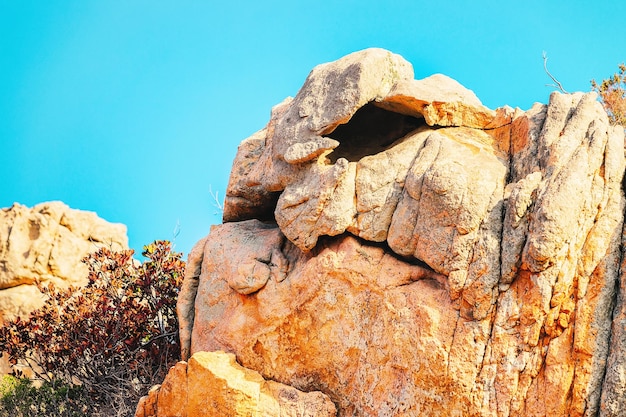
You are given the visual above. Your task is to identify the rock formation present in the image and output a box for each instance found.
[0,201,128,324]
[135,351,336,417]
[144,48,626,416]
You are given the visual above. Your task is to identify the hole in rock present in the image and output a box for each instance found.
[325,102,425,163]
[253,191,282,222]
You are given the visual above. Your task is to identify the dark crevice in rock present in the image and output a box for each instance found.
[250,192,282,223]
[255,219,281,229]
[316,232,441,276]
[369,237,416,263]
[499,129,513,288]
[325,102,426,163]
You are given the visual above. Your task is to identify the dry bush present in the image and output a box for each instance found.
[0,240,185,416]
[592,63,626,127]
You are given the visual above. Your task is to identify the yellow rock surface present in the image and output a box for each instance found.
[135,351,336,417]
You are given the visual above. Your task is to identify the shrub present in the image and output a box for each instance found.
[592,63,626,127]
[0,240,185,417]
[0,375,88,417]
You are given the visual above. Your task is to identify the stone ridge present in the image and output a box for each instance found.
[163,48,626,416]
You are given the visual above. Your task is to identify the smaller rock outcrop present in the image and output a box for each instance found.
[134,351,337,417]
[0,201,128,324]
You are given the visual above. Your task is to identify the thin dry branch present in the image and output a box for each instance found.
[543,51,569,94]
[209,185,224,213]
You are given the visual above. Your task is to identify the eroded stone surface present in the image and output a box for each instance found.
[171,49,626,416]
[134,351,337,417]
[0,201,128,324]
[223,48,510,251]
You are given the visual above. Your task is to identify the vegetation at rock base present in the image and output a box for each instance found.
[592,63,626,127]
[0,375,88,417]
[0,240,185,417]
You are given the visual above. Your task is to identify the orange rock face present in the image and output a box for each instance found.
[146,48,626,416]
[134,351,336,417]
[187,226,468,415]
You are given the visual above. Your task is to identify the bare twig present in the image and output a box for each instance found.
[209,185,224,213]
[543,51,569,94]
[172,219,181,241]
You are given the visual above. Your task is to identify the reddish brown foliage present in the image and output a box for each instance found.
[592,63,626,127]
[0,240,185,415]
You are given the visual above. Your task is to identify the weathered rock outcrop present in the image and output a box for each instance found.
[0,201,128,324]
[135,351,337,417]
[147,48,626,416]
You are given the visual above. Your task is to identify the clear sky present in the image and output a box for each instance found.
[1,1,624,258]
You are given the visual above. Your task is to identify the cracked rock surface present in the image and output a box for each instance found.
[164,48,626,416]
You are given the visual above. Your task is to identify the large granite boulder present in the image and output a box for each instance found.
[146,48,626,416]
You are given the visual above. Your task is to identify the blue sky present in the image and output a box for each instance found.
[1,1,624,257]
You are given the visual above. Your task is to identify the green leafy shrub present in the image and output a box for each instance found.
[592,63,626,127]
[0,375,88,417]
[0,240,185,416]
